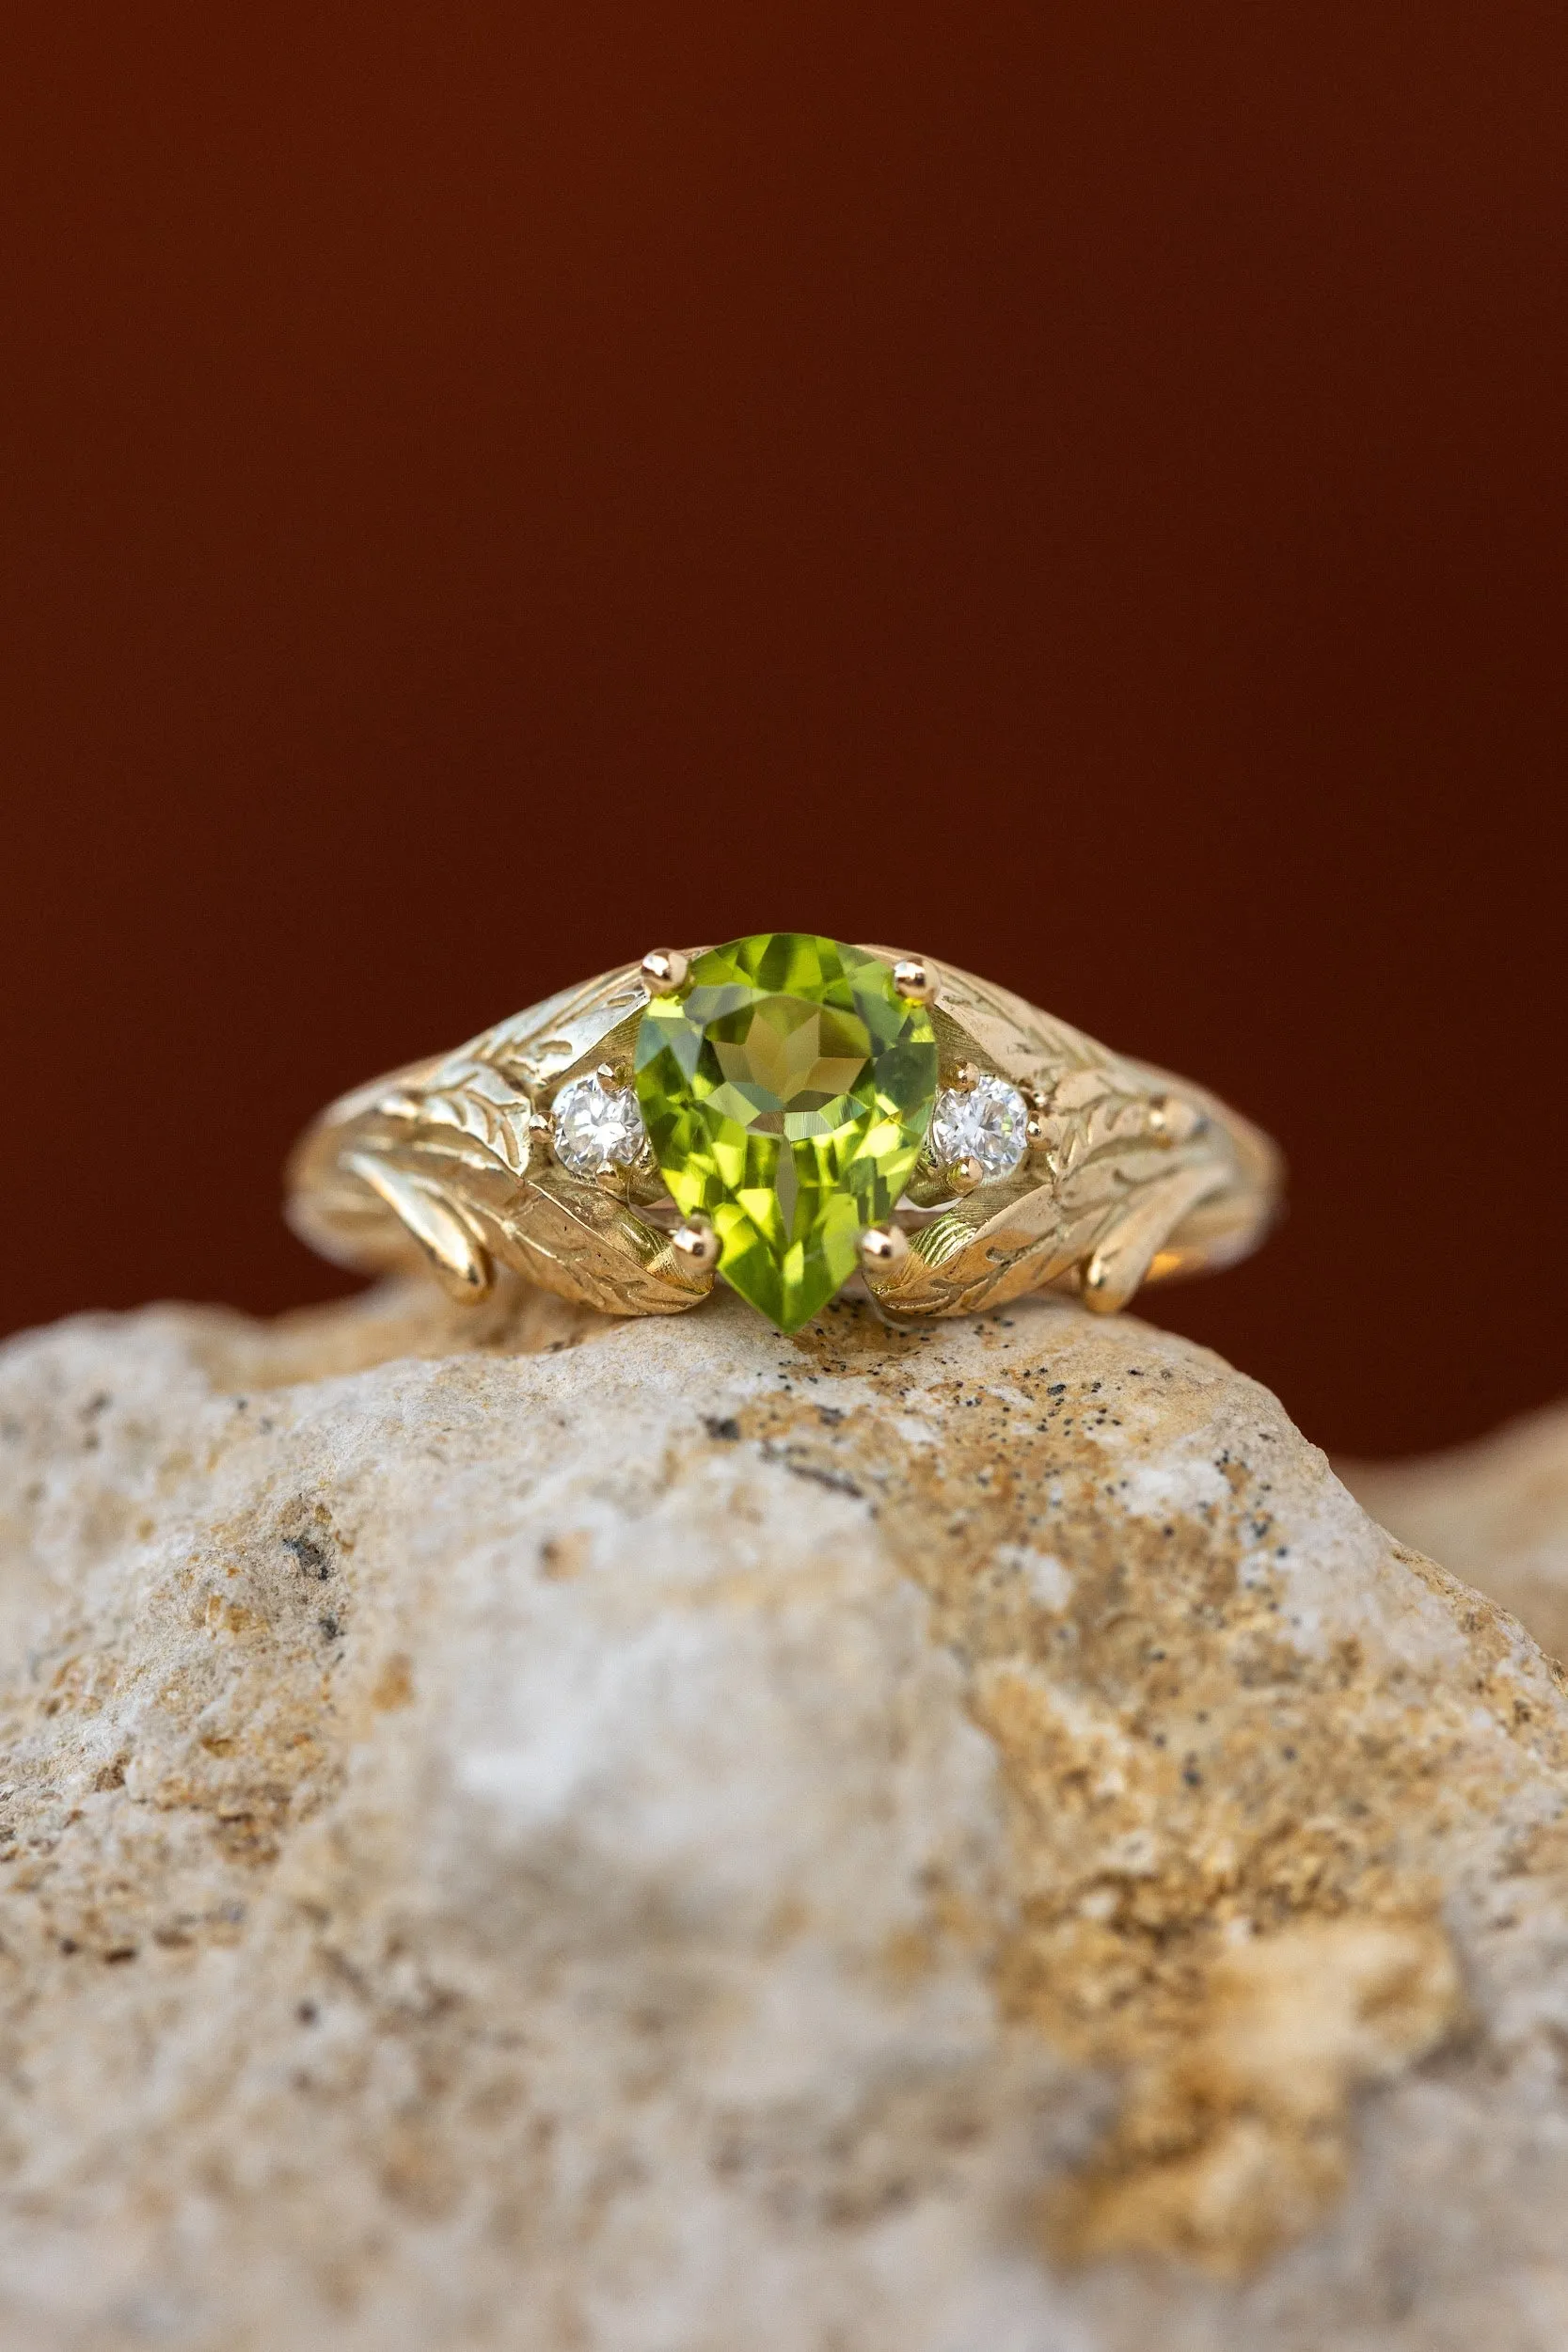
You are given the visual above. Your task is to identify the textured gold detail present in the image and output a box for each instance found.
[287,951,1281,1326]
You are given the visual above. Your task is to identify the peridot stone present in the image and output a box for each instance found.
[634,933,938,1334]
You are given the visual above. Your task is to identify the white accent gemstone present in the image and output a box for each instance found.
[550,1074,648,1178]
[927,1073,1031,1183]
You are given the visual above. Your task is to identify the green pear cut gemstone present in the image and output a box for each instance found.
[634,933,939,1334]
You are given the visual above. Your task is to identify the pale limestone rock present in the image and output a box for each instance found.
[1,1281,1567,2351]
[1345,1405,1568,1663]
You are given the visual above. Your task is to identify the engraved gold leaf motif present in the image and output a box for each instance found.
[286,954,1280,1327]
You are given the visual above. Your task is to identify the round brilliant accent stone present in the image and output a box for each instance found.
[550,1074,648,1179]
[634,932,939,1335]
[927,1073,1031,1185]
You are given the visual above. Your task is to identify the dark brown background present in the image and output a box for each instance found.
[2,8,1563,1454]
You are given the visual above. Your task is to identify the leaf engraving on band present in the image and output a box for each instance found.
[287,958,1279,1327]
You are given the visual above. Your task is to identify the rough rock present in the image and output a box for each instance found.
[1,1279,1567,2351]
[1345,1406,1568,1664]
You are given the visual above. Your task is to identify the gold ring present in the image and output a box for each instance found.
[287,931,1282,1336]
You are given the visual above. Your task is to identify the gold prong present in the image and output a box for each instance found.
[1025,1117,1044,1143]
[641,947,690,995]
[1082,1249,1116,1308]
[860,1223,910,1270]
[671,1216,721,1273]
[1148,1093,1201,1144]
[892,957,937,1006]
[951,1059,980,1092]
[596,1061,622,1089]
[946,1153,984,1197]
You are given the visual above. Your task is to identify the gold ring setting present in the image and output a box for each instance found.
[287,931,1282,1336]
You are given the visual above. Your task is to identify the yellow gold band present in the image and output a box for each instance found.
[286,951,1281,1328]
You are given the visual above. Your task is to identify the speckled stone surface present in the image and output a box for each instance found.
[1,1279,1567,2350]
[1345,1404,1568,1666]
